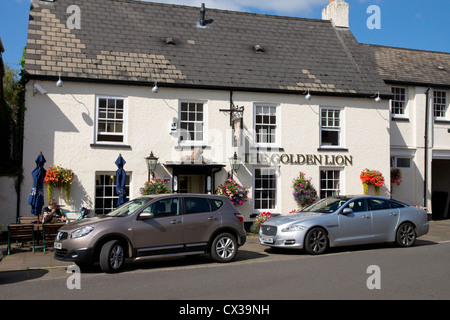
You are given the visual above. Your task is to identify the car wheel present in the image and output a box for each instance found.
[396,222,416,247]
[305,227,328,255]
[99,240,125,273]
[211,233,238,263]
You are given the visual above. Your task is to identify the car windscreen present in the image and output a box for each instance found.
[302,197,350,214]
[106,198,153,217]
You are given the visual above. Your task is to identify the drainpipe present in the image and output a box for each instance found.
[424,87,430,209]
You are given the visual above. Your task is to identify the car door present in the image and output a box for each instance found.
[336,198,373,245]
[181,196,221,250]
[369,198,400,242]
[132,197,184,256]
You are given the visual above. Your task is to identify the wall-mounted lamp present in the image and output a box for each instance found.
[145,151,159,180]
[56,73,63,87]
[229,152,241,179]
[152,81,159,93]
[304,89,312,101]
[374,92,381,103]
[33,83,47,95]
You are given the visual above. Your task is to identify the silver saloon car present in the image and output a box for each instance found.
[259,196,429,254]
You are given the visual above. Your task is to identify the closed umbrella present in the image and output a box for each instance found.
[115,154,127,207]
[27,152,46,220]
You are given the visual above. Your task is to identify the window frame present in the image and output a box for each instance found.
[391,87,408,118]
[95,172,131,215]
[178,100,207,147]
[253,103,281,148]
[319,168,342,199]
[253,167,279,214]
[320,107,344,148]
[433,90,448,120]
[94,95,128,145]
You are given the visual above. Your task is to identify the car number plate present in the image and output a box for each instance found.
[54,242,62,249]
[261,236,274,244]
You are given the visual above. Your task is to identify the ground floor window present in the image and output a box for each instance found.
[320,169,341,198]
[95,173,131,215]
[253,167,278,212]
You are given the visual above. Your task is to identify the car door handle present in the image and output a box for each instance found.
[361,215,371,219]
[208,216,218,221]
[171,219,181,224]
[390,213,398,217]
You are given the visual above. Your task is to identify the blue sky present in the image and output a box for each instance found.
[1,0,449,71]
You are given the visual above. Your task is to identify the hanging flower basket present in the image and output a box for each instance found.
[292,172,317,207]
[360,169,384,195]
[216,178,249,206]
[44,165,74,204]
[249,212,273,234]
[140,178,170,195]
[391,168,402,186]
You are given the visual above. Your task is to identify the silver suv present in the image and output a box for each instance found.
[54,194,247,273]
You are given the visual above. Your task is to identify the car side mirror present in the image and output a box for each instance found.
[138,212,154,220]
[342,208,353,215]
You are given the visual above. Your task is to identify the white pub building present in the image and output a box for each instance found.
[6,0,449,227]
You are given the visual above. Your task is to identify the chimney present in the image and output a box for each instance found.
[200,3,206,26]
[322,0,349,28]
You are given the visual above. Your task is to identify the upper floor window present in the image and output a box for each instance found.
[254,104,279,147]
[179,101,206,145]
[95,96,126,144]
[391,87,407,116]
[320,107,342,147]
[433,90,448,119]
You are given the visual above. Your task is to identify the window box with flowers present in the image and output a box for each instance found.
[360,169,385,195]
[44,165,74,204]
[215,178,249,206]
[139,178,170,195]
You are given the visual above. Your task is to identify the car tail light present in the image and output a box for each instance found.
[234,213,244,222]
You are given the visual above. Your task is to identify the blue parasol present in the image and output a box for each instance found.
[27,152,47,218]
[115,154,127,207]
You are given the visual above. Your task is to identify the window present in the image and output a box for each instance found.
[368,198,392,211]
[391,87,406,116]
[96,96,126,143]
[320,108,342,147]
[255,104,279,146]
[320,169,341,198]
[95,173,131,215]
[145,198,179,218]
[179,101,205,144]
[391,157,411,168]
[254,168,278,211]
[433,91,447,119]
[183,197,211,214]
[346,199,368,213]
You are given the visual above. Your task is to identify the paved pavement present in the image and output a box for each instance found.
[1,219,449,272]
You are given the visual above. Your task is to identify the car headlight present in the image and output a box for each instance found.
[282,225,307,232]
[71,226,94,239]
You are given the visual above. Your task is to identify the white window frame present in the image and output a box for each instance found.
[391,87,408,118]
[253,167,280,214]
[95,172,131,215]
[433,90,448,120]
[178,100,208,147]
[94,95,127,145]
[320,168,342,198]
[253,103,281,148]
[390,156,411,169]
[320,107,344,148]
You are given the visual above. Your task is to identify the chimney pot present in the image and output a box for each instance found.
[322,0,349,28]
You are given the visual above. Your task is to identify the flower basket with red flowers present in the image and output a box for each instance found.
[250,211,272,234]
[391,168,402,186]
[44,165,73,203]
[360,168,384,195]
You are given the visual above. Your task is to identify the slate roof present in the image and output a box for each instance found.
[366,44,450,88]
[25,0,391,96]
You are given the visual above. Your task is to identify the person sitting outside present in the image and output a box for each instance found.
[42,199,66,223]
